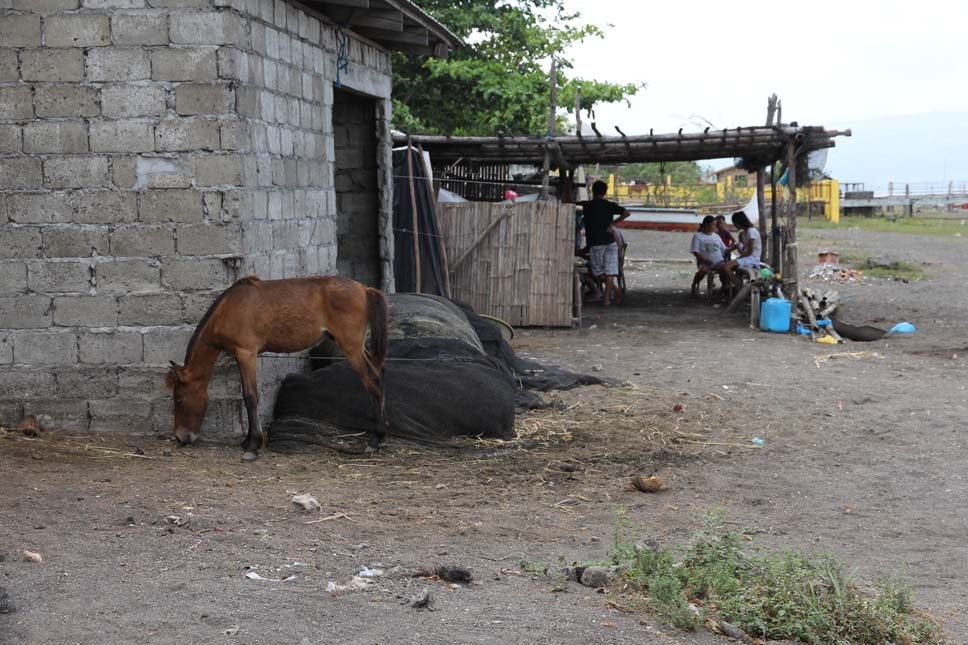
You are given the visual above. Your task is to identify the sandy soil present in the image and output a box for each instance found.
[1,225,966,645]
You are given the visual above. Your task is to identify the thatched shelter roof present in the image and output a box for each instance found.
[392,125,851,168]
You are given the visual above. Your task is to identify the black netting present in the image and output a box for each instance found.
[392,148,447,295]
[269,293,612,452]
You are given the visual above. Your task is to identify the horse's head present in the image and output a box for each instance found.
[165,361,209,446]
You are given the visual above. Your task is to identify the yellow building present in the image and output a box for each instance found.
[606,166,840,223]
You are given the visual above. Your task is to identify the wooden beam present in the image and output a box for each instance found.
[549,140,572,171]
[380,0,462,51]
[356,24,428,45]
[350,9,403,31]
[316,0,370,8]
[396,126,849,147]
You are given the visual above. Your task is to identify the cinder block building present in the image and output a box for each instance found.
[0,0,457,439]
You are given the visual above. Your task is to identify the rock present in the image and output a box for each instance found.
[719,620,748,639]
[290,494,322,512]
[579,565,611,588]
[405,587,432,609]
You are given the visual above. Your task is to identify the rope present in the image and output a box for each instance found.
[334,25,350,88]
[393,227,444,240]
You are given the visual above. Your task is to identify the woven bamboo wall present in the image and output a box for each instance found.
[438,202,574,327]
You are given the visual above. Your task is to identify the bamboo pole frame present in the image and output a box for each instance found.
[405,138,421,293]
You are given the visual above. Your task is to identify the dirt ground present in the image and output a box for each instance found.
[2,224,967,645]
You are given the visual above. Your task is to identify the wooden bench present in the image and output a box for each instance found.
[724,265,767,328]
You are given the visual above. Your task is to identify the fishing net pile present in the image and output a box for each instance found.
[269,293,611,451]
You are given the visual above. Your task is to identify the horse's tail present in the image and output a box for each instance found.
[365,288,388,376]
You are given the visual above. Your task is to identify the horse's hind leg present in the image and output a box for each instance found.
[234,349,263,460]
[341,342,387,451]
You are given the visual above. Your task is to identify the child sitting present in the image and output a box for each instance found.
[689,215,728,298]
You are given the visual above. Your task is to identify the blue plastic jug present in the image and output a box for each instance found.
[760,298,792,333]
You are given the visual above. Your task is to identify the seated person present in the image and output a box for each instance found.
[715,214,734,261]
[721,210,762,288]
[689,215,729,297]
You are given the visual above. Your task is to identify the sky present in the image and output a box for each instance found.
[559,0,968,189]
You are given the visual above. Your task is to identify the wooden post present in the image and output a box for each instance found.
[562,168,575,203]
[783,140,798,297]
[539,58,557,201]
[417,143,451,298]
[756,170,767,262]
[405,137,421,293]
[756,94,776,264]
[574,86,582,135]
[770,163,779,271]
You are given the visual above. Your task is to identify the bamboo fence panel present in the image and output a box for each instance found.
[437,202,574,327]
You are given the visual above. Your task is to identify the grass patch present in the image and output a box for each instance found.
[859,259,924,281]
[802,215,968,238]
[834,254,926,281]
[611,511,946,643]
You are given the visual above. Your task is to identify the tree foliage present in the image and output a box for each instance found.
[392,0,642,136]
[615,161,711,185]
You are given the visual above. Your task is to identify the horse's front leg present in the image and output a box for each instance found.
[234,349,263,461]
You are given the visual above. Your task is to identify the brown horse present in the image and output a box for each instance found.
[165,276,388,460]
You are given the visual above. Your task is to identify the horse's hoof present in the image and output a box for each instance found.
[241,451,259,461]
[364,444,380,455]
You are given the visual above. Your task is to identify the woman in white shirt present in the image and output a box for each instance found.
[722,210,761,288]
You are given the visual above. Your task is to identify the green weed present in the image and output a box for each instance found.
[802,214,968,238]
[821,253,925,281]
[613,512,947,643]
[858,258,925,281]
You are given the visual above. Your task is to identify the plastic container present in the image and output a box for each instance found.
[759,298,792,333]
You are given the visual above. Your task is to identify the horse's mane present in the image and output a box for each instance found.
[183,276,261,365]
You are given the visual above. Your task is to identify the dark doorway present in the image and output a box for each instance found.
[333,88,380,287]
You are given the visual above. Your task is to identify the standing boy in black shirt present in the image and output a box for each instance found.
[578,180,629,306]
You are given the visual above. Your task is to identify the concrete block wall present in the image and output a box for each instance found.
[0,0,396,441]
[225,0,393,289]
